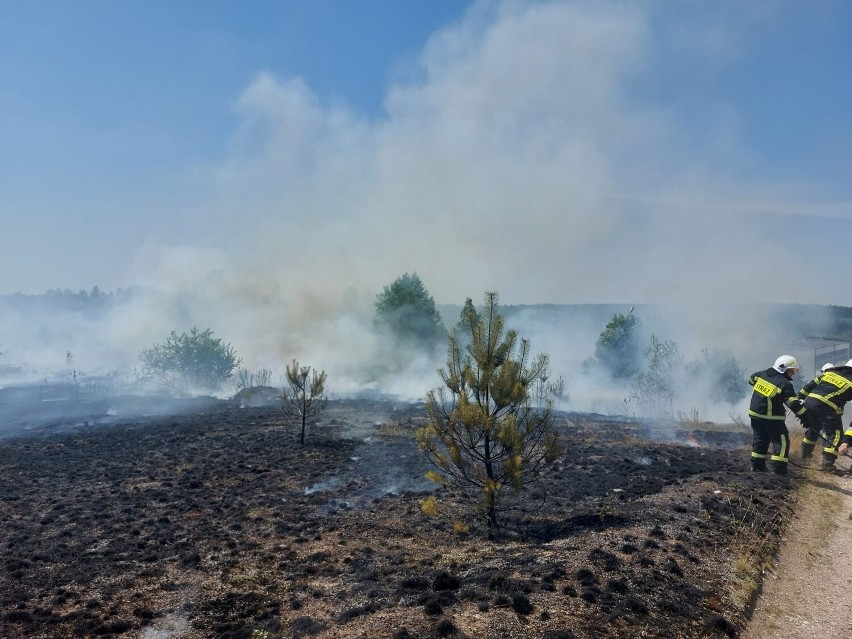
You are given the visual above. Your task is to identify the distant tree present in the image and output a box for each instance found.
[451,297,480,350]
[593,312,640,379]
[374,273,447,350]
[630,334,683,417]
[138,327,242,393]
[686,348,747,405]
[281,360,328,445]
[417,292,562,529]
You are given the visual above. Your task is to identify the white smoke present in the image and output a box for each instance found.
[1,2,848,419]
[139,613,189,639]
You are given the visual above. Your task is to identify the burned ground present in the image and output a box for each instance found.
[0,396,792,639]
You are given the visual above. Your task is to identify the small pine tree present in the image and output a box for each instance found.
[281,360,328,445]
[417,292,562,529]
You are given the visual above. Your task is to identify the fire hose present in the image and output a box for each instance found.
[787,424,852,473]
[752,408,851,473]
[816,430,852,474]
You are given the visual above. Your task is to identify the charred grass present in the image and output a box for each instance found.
[0,398,794,638]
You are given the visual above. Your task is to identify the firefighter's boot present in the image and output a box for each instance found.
[772,461,787,475]
[800,442,815,461]
[750,458,767,473]
[819,456,836,472]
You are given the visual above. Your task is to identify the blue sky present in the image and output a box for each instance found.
[1,0,851,306]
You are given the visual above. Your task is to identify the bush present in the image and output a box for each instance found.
[629,334,683,417]
[138,327,241,393]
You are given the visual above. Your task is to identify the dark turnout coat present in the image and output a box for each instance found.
[748,367,806,421]
[802,365,852,416]
[799,372,827,402]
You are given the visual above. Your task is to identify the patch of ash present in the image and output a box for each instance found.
[139,612,189,639]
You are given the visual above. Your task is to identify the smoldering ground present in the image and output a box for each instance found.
[0,395,786,639]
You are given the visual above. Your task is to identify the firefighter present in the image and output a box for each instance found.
[799,362,835,400]
[798,362,843,470]
[801,359,852,472]
[748,355,807,475]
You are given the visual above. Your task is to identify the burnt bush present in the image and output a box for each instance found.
[290,616,328,638]
[606,578,629,594]
[512,592,534,615]
[433,571,460,591]
[421,595,444,616]
[664,558,684,577]
[589,547,621,572]
[575,567,597,586]
[400,575,430,591]
[493,594,511,607]
[435,617,458,637]
[92,619,133,635]
[705,614,739,638]
[4,610,33,624]
[335,601,381,624]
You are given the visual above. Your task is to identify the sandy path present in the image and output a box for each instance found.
[741,467,852,639]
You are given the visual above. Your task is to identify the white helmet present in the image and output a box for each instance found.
[846,359,852,367]
[773,355,800,374]
[822,362,835,372]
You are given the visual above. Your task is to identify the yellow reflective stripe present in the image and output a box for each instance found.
[810,393,841,412]
[816,370,852,411]
[821,371,851,390]
[752,378,779,398]
[748,410,786,420]
[770,433,789,463]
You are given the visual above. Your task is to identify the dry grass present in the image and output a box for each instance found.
[723,491,787,612]
[787,423,807,459]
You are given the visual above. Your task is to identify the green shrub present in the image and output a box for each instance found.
[139,327,241,393]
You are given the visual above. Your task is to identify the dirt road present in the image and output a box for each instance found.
[742,466,852,638]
